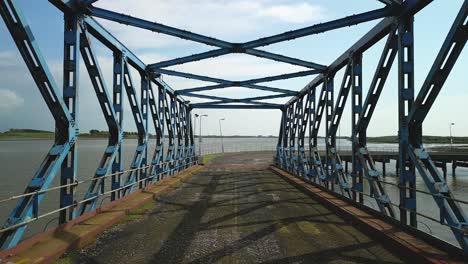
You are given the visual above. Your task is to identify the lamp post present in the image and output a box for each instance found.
[449,122,455,150]
[193,114,199,156]
[193,113,199,138]
[219,118,225,153]
[199,114,208,157]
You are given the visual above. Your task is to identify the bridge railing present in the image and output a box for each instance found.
[195,140,402,156]
[0,0,198,250]
[0,158,198,235]
[276,0,468,252]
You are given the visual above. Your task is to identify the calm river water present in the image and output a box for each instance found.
[0,138,467,247]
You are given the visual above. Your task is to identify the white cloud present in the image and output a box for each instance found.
[0,51,23,68]
[0,89,24,109]
[258,3,327,23]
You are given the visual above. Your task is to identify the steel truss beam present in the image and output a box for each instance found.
[145,6,392,69]
[324,75,334,190]
[408,1,467,127]
[309,82,327,182]
[84,4,394,109]
[174,99,183,173]
[351,55,363,203]
[157,69,297,95]
[397,16,417,228]
[192,104,282,109]
[80,16,182,100]
[78,25,120,215]
[326,63,352,197]
[306,86,316,180]
[111,52,125,201]
[276,0,468,253]
[121,61,148,195]
[288,0,432,106]
[0,0,74,249]
[161,92,175,177]
[355,30,398,217]
[88,7,325,70]
[177,70,316,95]
[243,7,394,49]
[406,1,468,251]
[155,81,171,179]
[289,97,302,174]
[188,93,292,106]
[89,6,232,48]
[277,111,286,168]
[148,81,164,182]
[3,0,468,254]
[167,95,178,176]
[297,92,311,179]
[60,15,81,223]
[282,105,293,170]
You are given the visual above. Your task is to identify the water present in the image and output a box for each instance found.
[0,138,467,247]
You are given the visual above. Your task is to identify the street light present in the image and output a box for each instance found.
[193,114,199,155]
[193,113,199,139]
[199,114,208,157]
[449,122,455,150]
[219,118,225,153]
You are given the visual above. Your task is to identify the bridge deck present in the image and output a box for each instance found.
[73,152,403,263]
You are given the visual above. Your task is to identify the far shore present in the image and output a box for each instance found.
[2,129,468,145]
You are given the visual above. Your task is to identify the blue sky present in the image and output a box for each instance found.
[0,0,466,137]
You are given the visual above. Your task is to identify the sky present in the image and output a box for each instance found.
[0,0,466,137]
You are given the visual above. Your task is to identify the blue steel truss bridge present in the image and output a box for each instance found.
[0,0,467,261]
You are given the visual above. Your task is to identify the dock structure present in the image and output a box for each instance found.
[0,0,467,262]
[332,150,468,178]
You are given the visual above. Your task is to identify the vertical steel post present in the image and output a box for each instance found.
[140,73,149,187]
[325,75,334,190]
[166,94,176,175]
[351,54,363,203]
[60,15,80,223]
[307,86,316,180]
[283,105,292,171]
[111,52,124,200]
[398,17,417,227]
[186,106,193,165]
[298,93,310,179]
[157,82,167,180]
[290,99,300,174]
[175,101,183,171]
[277,109,286,167]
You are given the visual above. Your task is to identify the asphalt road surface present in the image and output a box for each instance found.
[73,152,403,264]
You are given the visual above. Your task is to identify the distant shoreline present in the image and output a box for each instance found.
[1,129,468,144]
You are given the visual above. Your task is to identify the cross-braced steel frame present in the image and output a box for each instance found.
[0,0,467,252]
[0,0,197,249]
[277,0,468,251]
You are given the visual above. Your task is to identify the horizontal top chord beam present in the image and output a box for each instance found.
[287,0,432,106]
[191,104,282,109]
